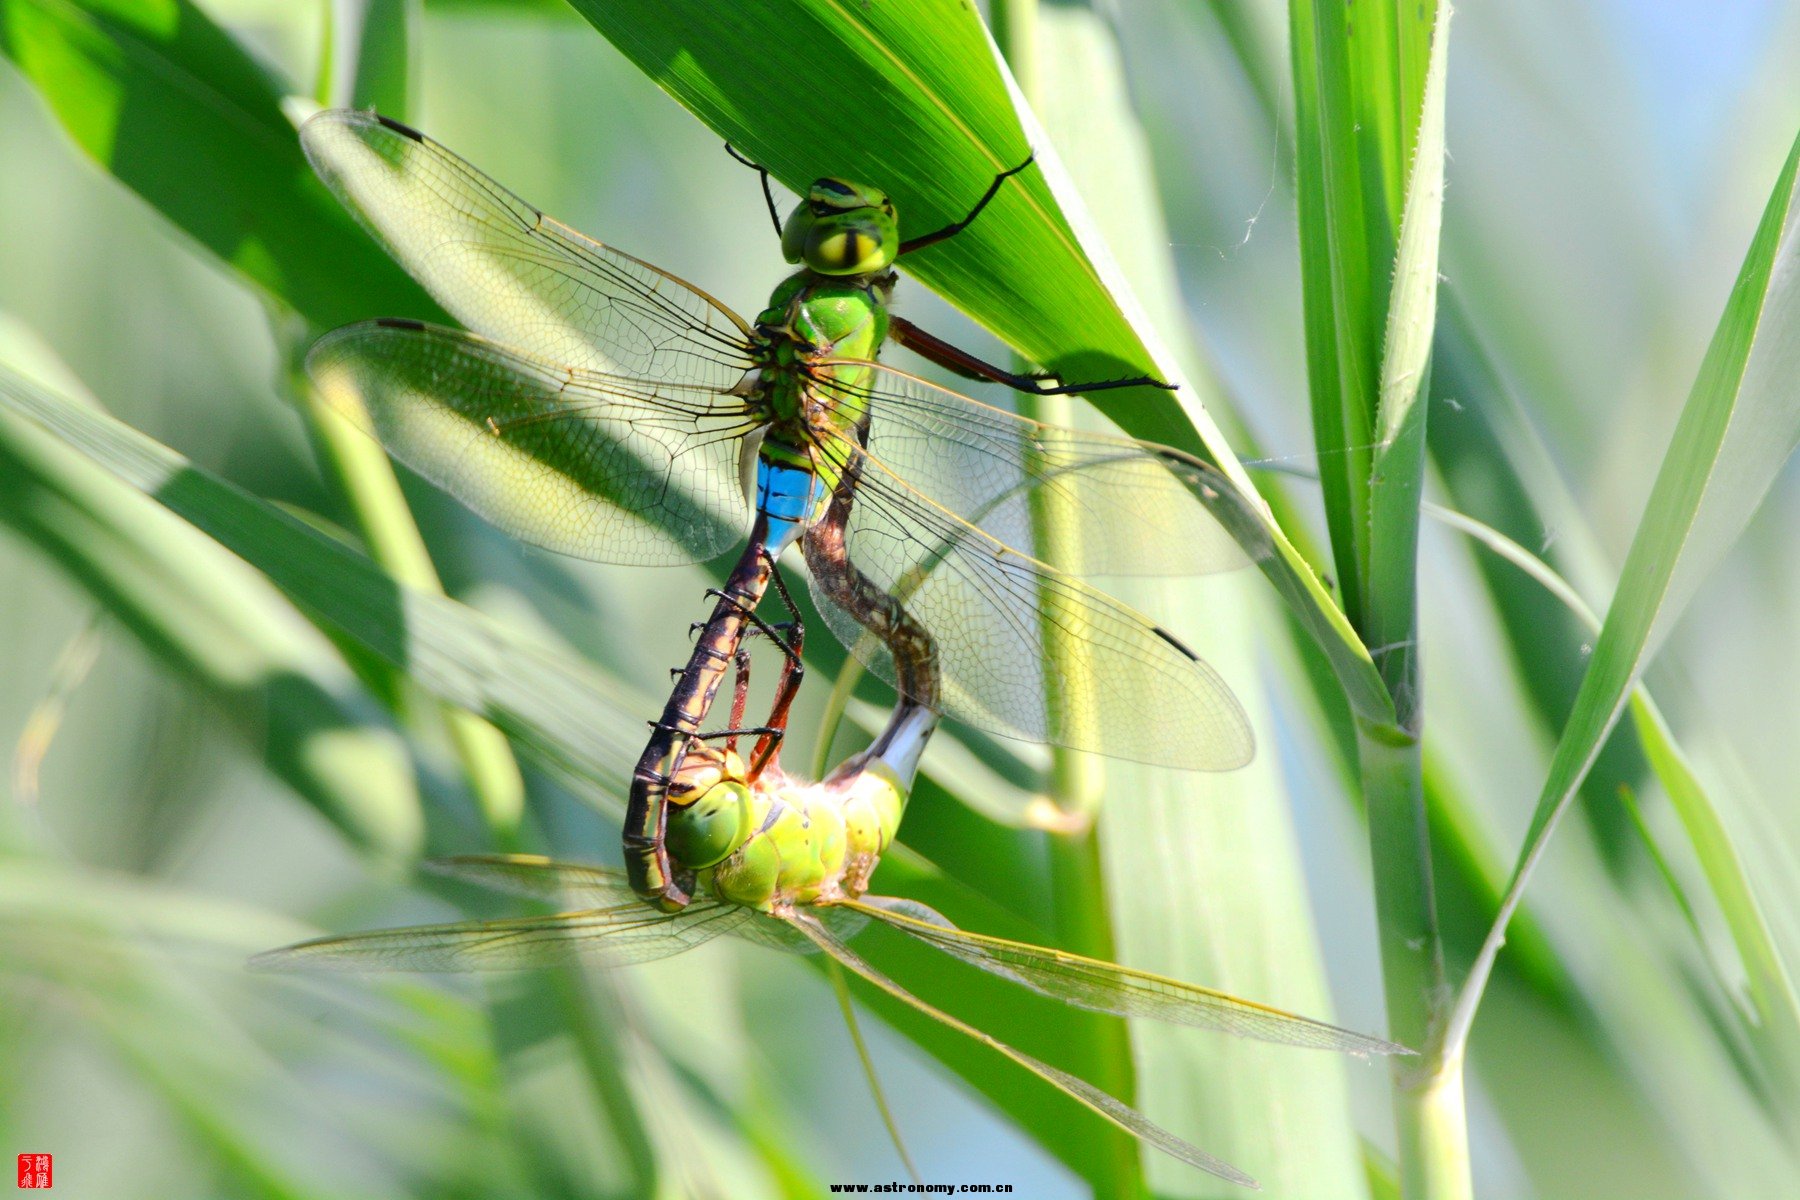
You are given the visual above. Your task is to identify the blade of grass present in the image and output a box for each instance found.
[1291,1,1461,1194]
[1364,8,1465,1198]
[317,0,415,114]
[1446,128,1800,1070]
[1428,494,1800,1078]
[0,360,651,809]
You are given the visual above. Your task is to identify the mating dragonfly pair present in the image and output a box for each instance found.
[257,110,1404,1185]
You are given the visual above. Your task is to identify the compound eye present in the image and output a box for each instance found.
[803,213,898,275]
[811,229,876,273]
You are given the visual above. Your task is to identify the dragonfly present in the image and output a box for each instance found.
[299,110,1258,908]
[254,655,1406,1189]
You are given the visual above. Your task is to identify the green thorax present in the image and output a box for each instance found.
[750,269,893,477]
[664,748,907,914]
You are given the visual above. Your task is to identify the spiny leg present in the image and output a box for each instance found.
[631,541,774,908]
[673,552,805,776]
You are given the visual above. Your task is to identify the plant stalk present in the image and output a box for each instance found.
[1357,721,1466,1200]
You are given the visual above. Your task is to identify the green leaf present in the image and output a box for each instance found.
[0,359,653,810]
[1365,1,1450,726]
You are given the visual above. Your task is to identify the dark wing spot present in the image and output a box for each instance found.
[1151,625,1201,663]
[374,316,427,332]
[374,113,426,142]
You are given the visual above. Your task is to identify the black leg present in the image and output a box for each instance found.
[898,154,1036,255]
[725,142,783,240]
[694,555,807,779]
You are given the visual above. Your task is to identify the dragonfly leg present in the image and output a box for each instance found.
[749,554,806,778]
[887,315,1176,395]
[724,641,755,757]
[897,154,1036,256]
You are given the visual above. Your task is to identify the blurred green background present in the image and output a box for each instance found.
[2,1,1799,1197]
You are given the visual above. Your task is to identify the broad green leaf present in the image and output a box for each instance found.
[1450,129,1800,1057]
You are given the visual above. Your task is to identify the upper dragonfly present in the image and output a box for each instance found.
[301,110,1255,790]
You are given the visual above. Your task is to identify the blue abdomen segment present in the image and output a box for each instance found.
[755,457,826,556]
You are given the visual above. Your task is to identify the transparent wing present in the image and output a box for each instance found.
[308,319,755,564]
[249,900,751,973]
[789,912,1256,1186]
[826,364,1257,578]
[302,109,757,388]
[426,855,642,907]
[850,898,1408,1056]
[428,856,869,955]
[806,439,1255,770]
[729,906,869,953]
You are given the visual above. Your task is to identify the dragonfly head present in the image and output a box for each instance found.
[665,744,758,870]
[782,178,899,276]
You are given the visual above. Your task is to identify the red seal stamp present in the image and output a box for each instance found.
[16,1155,51,1189]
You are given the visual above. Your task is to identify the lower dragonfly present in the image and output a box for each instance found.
[255,568,1407,1188]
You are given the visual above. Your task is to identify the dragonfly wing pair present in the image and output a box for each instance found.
[304,110,758,566]
[309,319,753,563]
[253,855,1405,1185]
[263,856,1400,1057]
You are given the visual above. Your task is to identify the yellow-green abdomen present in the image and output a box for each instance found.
[668,763,908,913]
